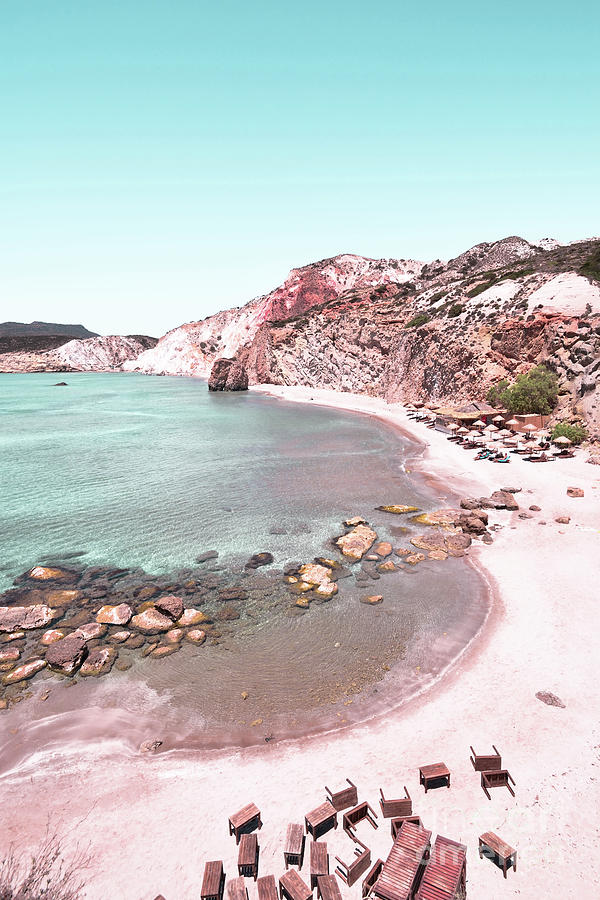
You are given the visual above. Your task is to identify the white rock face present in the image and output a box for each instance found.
[526,273,600,316]
[49,335,157,371]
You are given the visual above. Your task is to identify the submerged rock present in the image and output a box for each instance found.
[2,658,46,684]
[245,552,274,569]
[80,647,117,677]
[154,595,184,620]
[186,629,207,644]
[360,595,383,605]
[72,622,107,641]
[45,635,88,676]
[130,609,174,634]
[376,505,420,515]
[0,605,58,633]
[177,608,209,627]
[19,566,77,583]
[96,603,133,626]
[373,541,393,558]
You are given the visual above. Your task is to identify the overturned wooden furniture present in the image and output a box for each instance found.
[419,763,451,793]
[325,778,358,812]
[343,801,378,835]
[238,833,259,880]
[479,830,517,878]
[305,801,338,840]
[379,787,412,819]
[201,861,225,900]
[310,841,329,890]
[373,822,432,900]
[257,875,278,900]
[317,874,343,900]
[227,876,249,900]
[229,803,263,844]
[279,869,312,900]
[284,824,305,869]
[390,816,422,840]
[335,837,372,888]
[470,744,501,771]
[362,859,384,899]
[415,834,466,900]
[481,768,515,800]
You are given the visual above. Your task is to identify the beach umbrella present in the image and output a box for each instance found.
[504,437,518,445]
[505,418,519,427]
[492,415,504,423]
[473,419,486,428]
[524,440,538,449]
[458,426,469,434]
[554,435,572,446]
[498,428,512,437]
[447,422,459,430]
[485,423,499,432]
[525,424,539,433]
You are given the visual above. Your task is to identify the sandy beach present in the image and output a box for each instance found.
[2,384,600,899]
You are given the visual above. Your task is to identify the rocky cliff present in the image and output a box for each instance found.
[0,334,157,374]
[126,235,600,438]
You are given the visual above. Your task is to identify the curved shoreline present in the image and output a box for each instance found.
[2,383,600,899]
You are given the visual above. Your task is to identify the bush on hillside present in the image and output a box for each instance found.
[447,303,464,318]
[404,313,430,329]
[551,421,588,445]
[487,365,559,415]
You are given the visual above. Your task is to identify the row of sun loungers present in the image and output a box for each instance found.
[194,750,517,900]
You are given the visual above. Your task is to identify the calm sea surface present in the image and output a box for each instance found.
[0,373,487,758]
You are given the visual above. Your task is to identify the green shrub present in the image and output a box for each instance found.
[487,379,509,407]
[551,421,588,445]
[447,303,464,318]
[580,247,600,282]
[404,313,430,329]
[487,365,558,415]
[467,278,497,298]
[428,291,446,305]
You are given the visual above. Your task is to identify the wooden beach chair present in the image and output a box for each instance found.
[479,831,517,878]
[284,823,305,869]
[335,837,372,887]
[227,877,249,900]
[390,816,422,840]
[481,768,516,800]
[257,875,278,900]
[228,803,262,844]
[325,778,358,811]
[379,786,412,818]
[373,822,431,900]
[201,861,225,900]
[237,833,259,880]
[470,744,501,771]
[415,834,466,899]
[361,859,383,899]
[343,801,378,835]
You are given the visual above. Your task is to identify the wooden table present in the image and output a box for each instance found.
[284,823,305,869]
[238,833,259,880]
[418,762,451,792]
[279,869,313,900]
[229,803,262,844]
[317,874,342,900]
[227,876,249,900]
[201,861,225,900]
[309,841,329,890]
[479,831,517,878]
[305,801,338,840]
[257,875,278,900]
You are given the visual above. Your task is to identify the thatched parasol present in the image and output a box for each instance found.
[553,435,572,445]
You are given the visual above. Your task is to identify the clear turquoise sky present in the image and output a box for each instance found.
[1,1,598,336]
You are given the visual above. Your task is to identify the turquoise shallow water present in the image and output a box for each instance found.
[0,373,487,750]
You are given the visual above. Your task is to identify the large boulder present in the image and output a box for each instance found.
[336,524,377,560]
[208,357,249,392]
[45,635,88,675]
[96,603,133,626]
[154,595,184,620]
[80,647,117,677]
[0,605,58,633]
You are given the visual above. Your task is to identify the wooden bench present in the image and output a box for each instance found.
[479,830,517,878]
[361,859,383,899]
[390,816,422,840]
[316,874,342,900]
[335,837,372,888]
[470,744,501,771]
[418,763,450,793]
[343,801,378,836]
[238,833,259,880]
[227,877,249,900]
[228,803,262,844]
[310,841,329,890]
[305,801,338,840]
[201,861,225,900]
[325,778,358,812]
[379,787,412,818]
[415,834,466,899]
[481,768,515,800]
[257,875,278,900]
[279,869,312,900]
[284,824,305,869]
